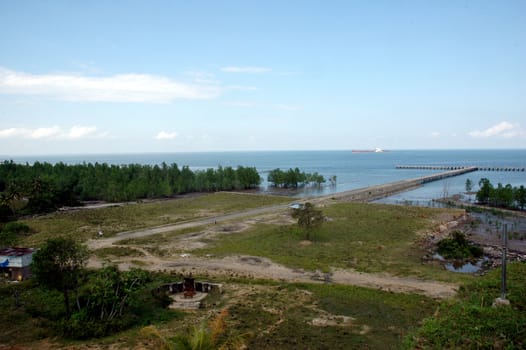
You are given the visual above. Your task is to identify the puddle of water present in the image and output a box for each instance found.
[434,253,489,273]
[444,257,489,273]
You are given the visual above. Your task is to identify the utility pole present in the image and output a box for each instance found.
[493,224,510,307]
[501,224,508,300]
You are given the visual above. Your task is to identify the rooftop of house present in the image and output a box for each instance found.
[0,247,35,257]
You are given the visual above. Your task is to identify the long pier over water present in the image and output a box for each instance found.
[325,165,523,202]
[396,165,525,172]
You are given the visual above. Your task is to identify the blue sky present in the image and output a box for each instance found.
[0,0,525,155]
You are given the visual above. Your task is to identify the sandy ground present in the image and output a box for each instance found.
[87,200,459,299]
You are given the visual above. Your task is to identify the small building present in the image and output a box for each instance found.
[0,247,35,281]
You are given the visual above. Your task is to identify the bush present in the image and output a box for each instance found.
[59,309,136,339]
[22,287,66,320]
[0,230,18,247]
[437,231,483,260]
[3,221,31,234]
[0,221,32,247]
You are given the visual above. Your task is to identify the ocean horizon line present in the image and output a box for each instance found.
[2,148,526,158]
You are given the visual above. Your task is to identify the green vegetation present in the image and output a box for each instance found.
[298,283,438,349]
[197,202,469,282]
[2,272,440,349]
[220,283,437,349]
[0,160,261,217]
[32,237,89,317]
[2,189,522,348]
[142,308,243,350]
[18,192,289,245]
[476,178,526,210]
[406,262,526,349]
[0,271,180,345]
[68,266,152,339]
[291,202,324,240]
[7,236,176,340]
[267,167,325,188]
[437,230,484,260]
[0,221,32,247]
[141,281,438,350]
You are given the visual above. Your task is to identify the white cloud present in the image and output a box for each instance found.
[67,126,98,139]
[0,128,26,138]
[0,66,221,103]
[430,131,440,138]
[468,121,525,138]
[0,125,105,140]
[185,71,220,85]
[221,66,271,74]
[30,126,61,139]
[155,131,178,140]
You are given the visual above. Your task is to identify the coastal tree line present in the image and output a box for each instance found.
[0,160,260,218]
[267,167,327,188]
[474,178,526,210]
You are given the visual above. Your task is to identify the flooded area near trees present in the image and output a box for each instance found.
[377,186,526,274]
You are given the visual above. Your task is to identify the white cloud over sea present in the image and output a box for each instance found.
[468,121,525,139]
[0,67,221,103]
[155,131,178,140]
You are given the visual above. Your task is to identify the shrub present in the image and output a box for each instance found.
[0,221,32,247]
[437,231,483,260]
[3,222,31,234]
[59,309,136,339]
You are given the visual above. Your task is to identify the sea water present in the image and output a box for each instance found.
[2,149,525,203]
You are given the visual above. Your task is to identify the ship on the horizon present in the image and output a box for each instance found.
[352,148,385,153]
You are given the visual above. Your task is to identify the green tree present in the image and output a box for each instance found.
[268,168,285,187]
[81,266,148,322]
[515,185,526,210]
[31,237,89,318]
[291,202,324,240]
[476,178,493,205]
[494,183,514,208]
[307,172,326,186]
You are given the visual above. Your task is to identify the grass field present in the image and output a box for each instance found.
[196,202,471,282]
[212,281,439,350]
[4,192,514,349]
[18,192,290,246]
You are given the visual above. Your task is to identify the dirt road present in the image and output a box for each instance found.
[88,203,291,250]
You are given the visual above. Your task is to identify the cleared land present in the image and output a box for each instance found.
[10,191,484,349]
[82,194,469,296]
